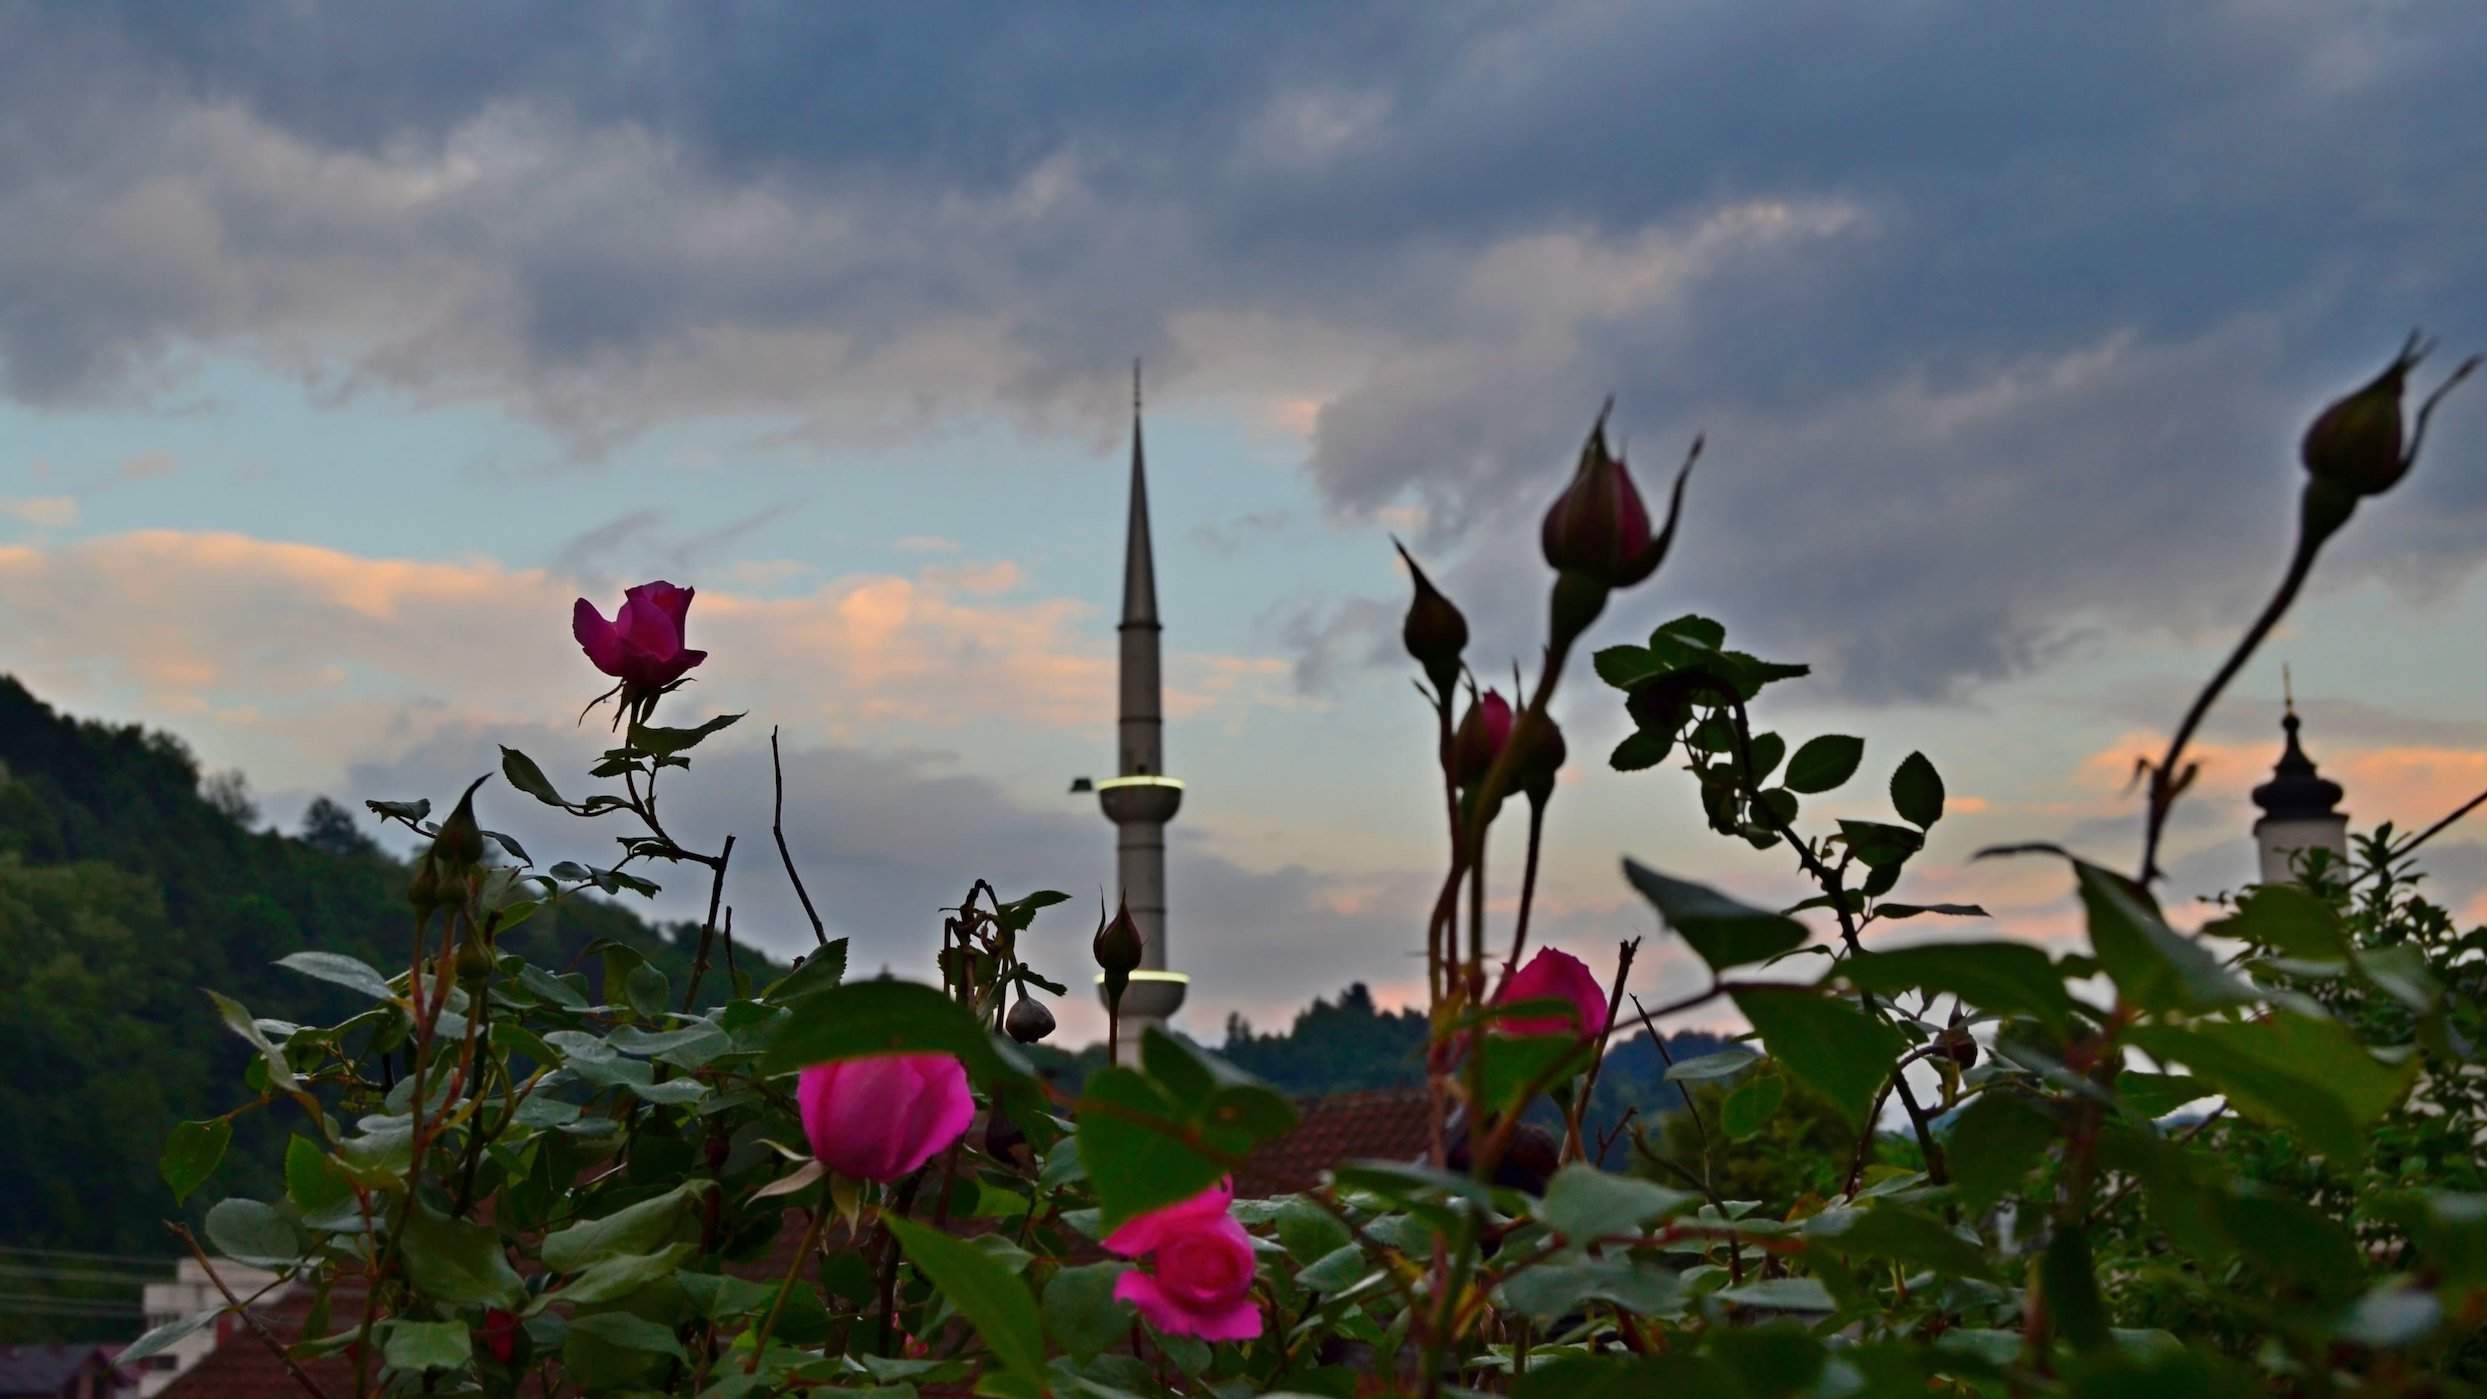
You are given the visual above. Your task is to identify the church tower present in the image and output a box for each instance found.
[2251,678,2350,885]
[1096,362,1188,1060]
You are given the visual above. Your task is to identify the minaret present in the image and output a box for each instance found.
[1097,361,1187,1062]
[2251,674,2349,885]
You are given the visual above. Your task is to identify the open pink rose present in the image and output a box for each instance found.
[797,1053,974,1183]
[573,581,708,694]
[1493,947,1609,1040]
[1105,1181,1261,1342]
[1103,1179,1235,1257]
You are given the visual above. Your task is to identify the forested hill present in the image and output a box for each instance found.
[0,676,758,1336]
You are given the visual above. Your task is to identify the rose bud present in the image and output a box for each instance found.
[1094,897,1145,977]
[1541,411,1658,589]
[427,775,490,875]
[1491,947,1609,1042]
[1393,540,1468,700]
[477,1309,524,1367]
[1516,710,1566,807]
[573,580,709,699]
[2301,337,2429,499]
[1104,1179,1263,1343]
[798,1053,976,1183]
[1005,992,1057,1045]
[1450,689,1515,789]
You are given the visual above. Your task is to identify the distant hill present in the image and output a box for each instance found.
[0,677,768,1340]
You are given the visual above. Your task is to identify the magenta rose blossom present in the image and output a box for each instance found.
[1105,1180,1262,1342]
[1450,688,1515,787]
[573,580,708,694]
[1493,947,1609,1040]
[797,1053,974,1183]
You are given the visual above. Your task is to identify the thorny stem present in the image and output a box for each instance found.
[679,834,736,1012]
[167,1225,335,1399]
[1506,799,1548,979]
[1562,938,1640,1161]
[745,1205,828,1373]
[874,1173,929,1354]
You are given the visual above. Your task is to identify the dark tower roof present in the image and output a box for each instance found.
[1120,360,1159,629]
[2251,709,2345,823]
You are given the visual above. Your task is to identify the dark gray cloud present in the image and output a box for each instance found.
[4,1,2485,697]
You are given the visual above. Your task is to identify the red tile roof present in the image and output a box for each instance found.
[1235,1088,1434,1198]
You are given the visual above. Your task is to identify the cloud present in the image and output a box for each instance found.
[0,2,2481,701]
[1,497,76,527]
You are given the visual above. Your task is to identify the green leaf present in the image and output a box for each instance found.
[886,1215,1046,1382]
[1537,1165,1698,1243]
[1593,645,1666,689]
[1608,731,1673,772]
[565,1311,686,1360]
[2041,1227,2110,1352]
[1890,751,1945,828]
[1721,1073,1785,1141]
[204,1198,301,1268]
[1871,902,1989,921]
[1041,1261,1130,1363]
[1947,1091,2059,1209]
[1744,731,1786,784]
[627,711,746,758]
[542,1182,710,1272]
[1652,613,1727,654]
[204,991,298,1092]
[121,1311,219,1367]
[1713,1277,1836,1311]
[1077,1067,1225,1230]
[1500,1256,1682,1322]
[1836,819,1923,869]
[2128,1012,2415,1164]
[554,1245,697,1306]
[161,1120,231,1204]
[1837,941,2078,1032]
[399,1203,524,1307]
[1273,1198,1353,1264]
[1476,1033,1595,1116]
[1804,1204,1997,1281]
[500,746,567,807]
[1731,987,1904,1129]
[275,951,397,1002]
[1664,1050,1760,1082]
[2115,1072,2212,1119]
[2203,884,2346,959]
[1623,860,1808,972]
[1295,1242,1377,1294]
[364,797,431,826]
[757,978,1036,1110]
[284,1136,352,1217]
[2072,861,2253,1013]
[1784,735,1865,794]
[383,1321,473,1372]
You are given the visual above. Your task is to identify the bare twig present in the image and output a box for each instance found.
[771,727,829,946]
[679,833,736,1012]
[166,1225,336,1399]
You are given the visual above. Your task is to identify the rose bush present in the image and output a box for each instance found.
[148,339,2487,1397]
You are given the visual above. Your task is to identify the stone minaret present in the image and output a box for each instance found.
[1097,362,1187,1061]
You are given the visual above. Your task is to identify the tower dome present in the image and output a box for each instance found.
[2251,701,2349,885]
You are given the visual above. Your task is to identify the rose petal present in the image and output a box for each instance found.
[572,599,626,678]
[1104,1178,1236,1256]
[1114,1271,1263,1343]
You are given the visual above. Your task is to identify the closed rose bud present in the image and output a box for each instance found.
[1094,898,1145,977]
[2302,340,2427,498]
[798,1052,976,1182]
[428,775,489,875]
[1938,1027,1978,1070]
[1541,413,1659,589]
[1491,947,1608,1041]
[1450,690,1515,788]
[573,580,709,698]
[406,855,442,912]
[1516,712,1566,806]
[1393,541,1468,699]
[1006,992,1057,1044]
[477,1309,523,1366]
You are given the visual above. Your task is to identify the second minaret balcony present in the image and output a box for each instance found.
[1097,773,1183,825]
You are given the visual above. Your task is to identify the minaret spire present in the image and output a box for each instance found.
[1098,356,1185,1062]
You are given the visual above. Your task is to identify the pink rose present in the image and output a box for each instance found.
[1493,947,1609,1041]
[573,581,708,694]
[1105,1181,1261,1342]
[1450,689,1515,788]
[1541,418,1659,588]
[797,1053,975,1183]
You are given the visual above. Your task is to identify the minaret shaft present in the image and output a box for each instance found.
[1099,361,1184,1057]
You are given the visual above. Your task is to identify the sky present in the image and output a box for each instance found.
[5,1,2487,1047]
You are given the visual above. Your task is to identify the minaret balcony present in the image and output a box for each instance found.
[1098,774,1184,824]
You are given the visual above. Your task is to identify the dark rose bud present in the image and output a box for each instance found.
[1094,897,1144,977]
[406,855,443,912]
[477,1309,524,1367]
[1937,1026,1978,1070]
[1541,412,1658,589]
[2301,340,2426,498]
[1005,993,1057,1045]
[455,924,495,985]
[428,775,490,875]
[1516,712,1566,807]
[1450,689,1515,788]
[1393,540,1468,699]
